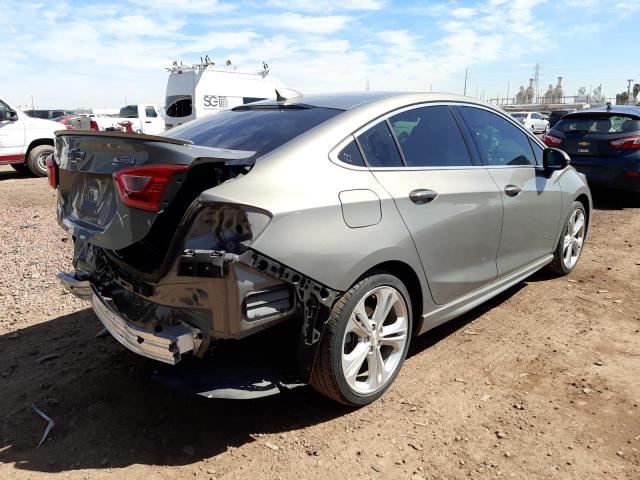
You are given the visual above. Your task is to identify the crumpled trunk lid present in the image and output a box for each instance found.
[55,131,254,251]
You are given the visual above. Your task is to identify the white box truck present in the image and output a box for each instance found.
[164,61,284,129]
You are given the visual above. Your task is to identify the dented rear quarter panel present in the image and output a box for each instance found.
[197,113,432,315]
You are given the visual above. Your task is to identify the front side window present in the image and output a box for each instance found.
[389,105,472,167]
[459,107,536,167]
[165,106,341,159]
[356,121,403,168]
[145,106,158,118]
[165,95,193,118]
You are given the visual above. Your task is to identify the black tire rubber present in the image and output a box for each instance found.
[10,163,32,175]
[310,272,413,407]
[27,145,53,177]
[547,201,586,275]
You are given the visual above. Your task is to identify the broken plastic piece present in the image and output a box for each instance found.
[32,404,54,448]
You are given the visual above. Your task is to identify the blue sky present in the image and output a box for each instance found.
[1,0,638,108]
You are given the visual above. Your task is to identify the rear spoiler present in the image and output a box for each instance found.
[55,130,256,166]
[55,130,193,146]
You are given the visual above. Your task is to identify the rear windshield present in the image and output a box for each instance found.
[555,114,640,134]
[511,113,526,118]
[164,106,342,158]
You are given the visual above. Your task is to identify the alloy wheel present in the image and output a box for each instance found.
[562,208,585,269]
[341,286,409,395]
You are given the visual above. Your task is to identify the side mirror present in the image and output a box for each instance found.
[1,110,18,121]
[543,148,570,171]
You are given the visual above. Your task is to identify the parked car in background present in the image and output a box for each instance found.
[0,95,61,176]
[54,92,590,406]
[25,109,76,120]
[510,112,550,133]
[548,109,576,129]
[543,105,640,201]
[69,104,164,135]
[53,115,76,130]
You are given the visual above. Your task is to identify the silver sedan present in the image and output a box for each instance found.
[55,92,591,406]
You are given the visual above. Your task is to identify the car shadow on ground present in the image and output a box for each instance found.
[590,188,639,210]
[0,283,528,474]
[0,168,29,181]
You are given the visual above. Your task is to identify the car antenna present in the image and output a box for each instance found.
[275,88,302,103]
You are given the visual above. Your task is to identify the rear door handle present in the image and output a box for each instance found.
[504,185,522,197]
[409,189,438,204]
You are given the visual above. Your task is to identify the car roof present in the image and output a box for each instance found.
[575,105,640,116]
[249,91,495,112]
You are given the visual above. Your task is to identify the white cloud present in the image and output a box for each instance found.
[264,0,385,12]
[451,7,476,18]
[129,0,237,13]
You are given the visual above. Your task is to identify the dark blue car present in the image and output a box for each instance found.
[543,105,640,200]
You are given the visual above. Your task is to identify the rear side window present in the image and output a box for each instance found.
[119,105,138,118]
[459,107,536,167]
[555,114,640,134]
[336,139,366,167]
[389,105,472,167]
[165,107,341,159]
[166,95,193,118]
[356,121,403,168]
[145,106,158,118]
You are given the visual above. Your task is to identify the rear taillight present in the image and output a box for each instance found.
[46,154,58,189]
[113,165,188,212]
[610,135,640,150]
[89,120,99,131]
[542,132,563,146]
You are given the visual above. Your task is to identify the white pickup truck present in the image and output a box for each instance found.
[0,95,61,177]
[71,104,165,135]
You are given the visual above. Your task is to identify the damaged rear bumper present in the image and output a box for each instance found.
[58,272,202,365]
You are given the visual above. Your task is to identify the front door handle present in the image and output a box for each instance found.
[409,189,438,204]
[504,185,522,197]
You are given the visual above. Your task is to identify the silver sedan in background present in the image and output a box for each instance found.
[54,92,591,406]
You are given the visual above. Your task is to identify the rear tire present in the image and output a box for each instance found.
[310,273,412,407]
[27,145,53,177]
[547,201,586,275]
[11,163,31,175]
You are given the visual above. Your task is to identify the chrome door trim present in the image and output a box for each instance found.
[328,100,545,171]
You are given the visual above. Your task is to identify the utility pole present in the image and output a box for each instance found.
[463,68,468,96]
[627,79,634,105]
[506,82,510,105]
[533,63,540,104]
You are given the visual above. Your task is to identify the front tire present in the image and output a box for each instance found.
[310,273,412,406]
[27,145,53,177]
[547,201,586,275]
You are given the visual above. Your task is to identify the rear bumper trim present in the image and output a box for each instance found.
[57,271,92,299]
[90,284,202,365]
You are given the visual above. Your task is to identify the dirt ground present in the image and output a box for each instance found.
[0,164,638,480]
